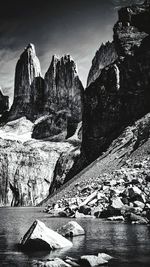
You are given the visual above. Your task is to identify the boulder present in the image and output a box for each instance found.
[107,216,124,221]
[79,191,97,207]
[128,186,144,202]
[65,257,80,267]
[57,221,85,237]
[79,255,107,267]
[134,201,145,209]
[32,258,71,267]
[100,206,121,218]
[125,213,148,224]
[78,205,91,215]
[20,220,72,250]
[98,253,113,261]
[111,197,124,209]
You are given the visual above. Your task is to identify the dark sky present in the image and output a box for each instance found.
[0,0,144,104]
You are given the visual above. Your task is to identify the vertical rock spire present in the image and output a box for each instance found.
[8,43,44,121]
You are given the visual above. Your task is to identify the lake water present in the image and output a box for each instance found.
[0,207,150,266]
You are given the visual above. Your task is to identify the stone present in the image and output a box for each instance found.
[128,186,143,202]
[111,197,124,209]
[100,206,121,218]
[79,191,97,207]
[134,201,145,209]
[125,212,148,224]
[79,255,107,267]
[78,205,91,215]
[65,257,80,267]
[57,221,85,237]
[98,253,113,261]
[107,216,124,221]
[20,220,72,250]
[75,211,94,218]
[32,258,71,267]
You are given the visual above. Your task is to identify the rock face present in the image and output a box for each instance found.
[42,55,84,138]
[42,112,150,214]
[20,220,72,250]
[82,1,150,163]
[0,87,9,114]
[8,44,44,122]
[0,120,74,206]
[87,41,117,87]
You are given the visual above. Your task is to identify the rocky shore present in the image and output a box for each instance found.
[43,155,150,225]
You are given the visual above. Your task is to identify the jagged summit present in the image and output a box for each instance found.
[44,53,83,113]
[32,53,84,139]
[87,41,117,87]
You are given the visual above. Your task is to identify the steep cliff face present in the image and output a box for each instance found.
[41,112,150,206]
[87,41,117,87]
[8,44,45,122]
[0,87,9,114]
[38,54,84,139]
[0,120,74,206]
[82,1,150,163]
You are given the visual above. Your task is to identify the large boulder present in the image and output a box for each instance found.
[20,220,72,250]
[57,221,85,237]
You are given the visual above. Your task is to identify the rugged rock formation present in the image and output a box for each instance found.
[0,87,9,114]
[32,111,69,140]
[0,117,33,141]
[40,54,84,138]
[87,41,117,87]
[49,147,81,195]
[8,43,45,122]
[42,112,150,220]
[0,119,75,206]
[82,0,150,163]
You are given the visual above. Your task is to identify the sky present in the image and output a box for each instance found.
[0,0,144,104]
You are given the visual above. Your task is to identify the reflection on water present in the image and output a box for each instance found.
[0,207,150,266]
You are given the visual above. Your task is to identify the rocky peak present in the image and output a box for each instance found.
[42,54,84,138]
[0,87,9,115]
[7,43,44,122]
[87,41,117,87]
[114,1,150,56]
[82,1,150,163]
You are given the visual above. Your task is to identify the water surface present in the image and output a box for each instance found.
[0,207,150,266]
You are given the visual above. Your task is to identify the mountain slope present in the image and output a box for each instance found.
[39,112,150,206]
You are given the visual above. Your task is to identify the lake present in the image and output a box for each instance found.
[0,207,150,266]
